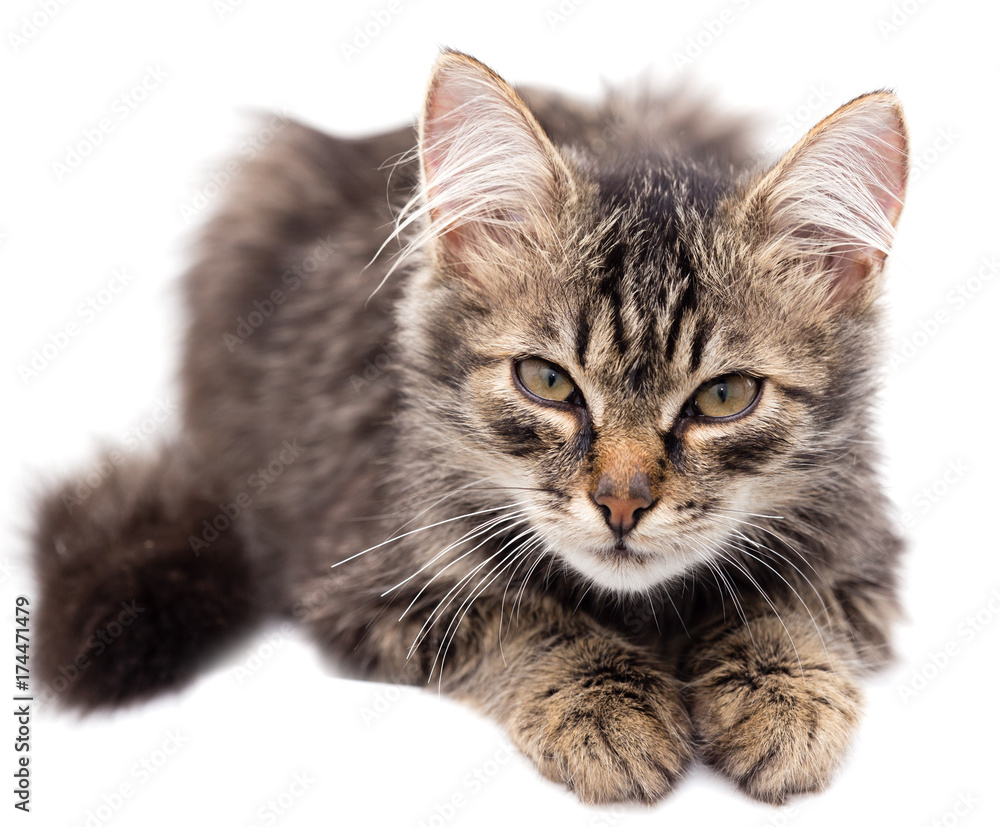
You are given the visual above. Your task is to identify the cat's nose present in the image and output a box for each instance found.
[592,471,652,535]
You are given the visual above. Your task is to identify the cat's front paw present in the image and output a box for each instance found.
[687,623,862,803]
[507,642,693,805]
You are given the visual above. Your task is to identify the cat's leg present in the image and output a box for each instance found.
[32,444,265,709]
[478,607,694,805]
[682,608,865,803]
[307,587,693,805]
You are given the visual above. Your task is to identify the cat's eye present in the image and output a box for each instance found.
[691,374,760,419]
[514,358,580,406]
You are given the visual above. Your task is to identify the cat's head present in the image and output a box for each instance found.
[396,51,907,594]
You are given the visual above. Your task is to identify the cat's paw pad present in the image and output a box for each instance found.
[510,660,693,804]
[689,653,862,803]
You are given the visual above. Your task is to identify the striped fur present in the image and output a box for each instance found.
[32,50,907,806]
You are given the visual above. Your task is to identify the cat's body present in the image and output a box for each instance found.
[34,52,907,805]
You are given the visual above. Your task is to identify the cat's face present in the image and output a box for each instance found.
[398,53,906,594]
[405,201,859,594]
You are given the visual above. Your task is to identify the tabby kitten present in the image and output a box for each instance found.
[34,50,907,805]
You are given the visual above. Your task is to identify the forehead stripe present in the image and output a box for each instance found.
[575,305,591,369]
[688,320,711,373]
[664,277,697,363]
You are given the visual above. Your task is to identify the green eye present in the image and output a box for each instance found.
[515,358,578,404]
[692,374,760,419]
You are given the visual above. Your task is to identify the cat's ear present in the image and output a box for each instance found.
[417,50,574,285]
[748,92,908,310]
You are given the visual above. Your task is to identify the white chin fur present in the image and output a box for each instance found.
[560,545,692,595]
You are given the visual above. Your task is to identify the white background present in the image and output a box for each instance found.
[3,0,999,825]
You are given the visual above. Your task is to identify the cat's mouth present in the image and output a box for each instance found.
[608,539,643,558]
[554,530,694,594]
[596,538,651,563]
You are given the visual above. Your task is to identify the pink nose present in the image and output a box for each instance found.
[593,472,652,535]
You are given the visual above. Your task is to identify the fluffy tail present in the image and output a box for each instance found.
[32,443,264,710]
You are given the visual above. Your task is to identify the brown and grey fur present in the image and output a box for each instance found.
[33,51,907,805]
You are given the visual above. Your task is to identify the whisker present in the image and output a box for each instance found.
[728,527,833,627]
[512,544,550,627]
[646,592,662,636]
[396,515,532,621]
[408,524,537,659]
[689,539,756,649]
[386,476,492,530]
[572,580,596,615]
[711,512,829,589]
[715,548,804,673]
[497,539,545,665]
[383,508,531,598]
[716,536,832,668]
[715,507,786,522]
[434,536,541,685]
[332,502,526,568]
[499,537,546,657]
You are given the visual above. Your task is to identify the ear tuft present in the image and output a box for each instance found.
[413,50,571,283]
[753,92,908,309]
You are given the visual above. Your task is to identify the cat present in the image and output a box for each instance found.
[32,49,908,805]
